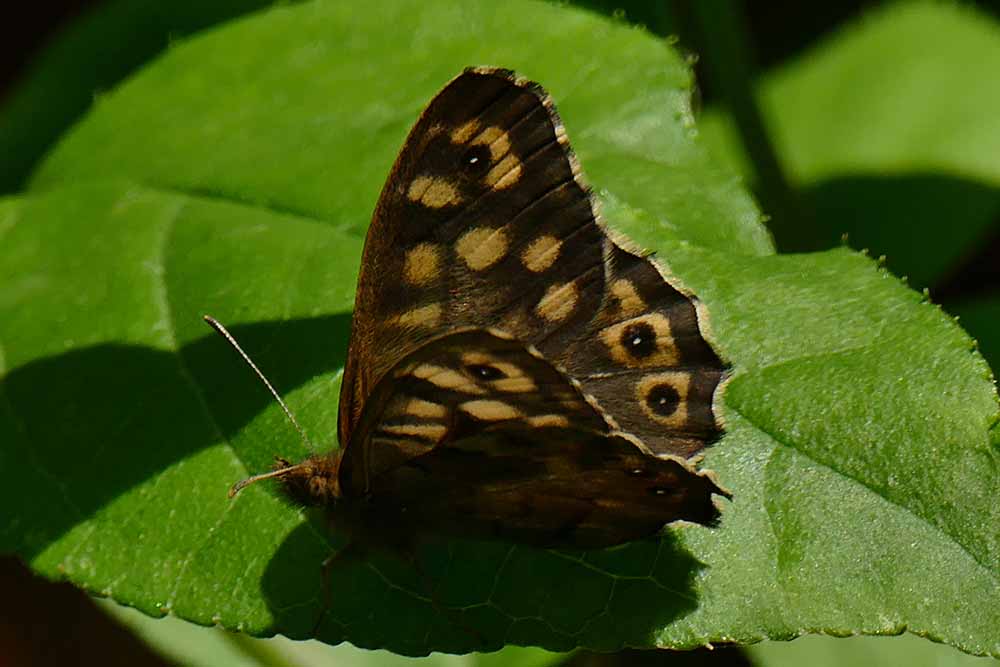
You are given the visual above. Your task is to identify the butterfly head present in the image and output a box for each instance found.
[228,453,343,507]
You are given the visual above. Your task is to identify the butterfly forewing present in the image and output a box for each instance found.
[560,244,728,457]
[339,66,726,468]
[339,68,603,443]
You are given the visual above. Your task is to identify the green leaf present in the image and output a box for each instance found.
[29,2,769,257]
[1,0,997,660]
[648,244,999,656]
[698,1,1000,288]
[0,0,667,197]
[749,633,1000,667]
[101,599,565,667]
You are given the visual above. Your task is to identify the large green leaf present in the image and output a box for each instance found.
[698,1,1000,289]
[1,0,997,659]
[0,0,665,197]
[101,595,1000,665]
[29,2,768,256]
[749,633,1000,667]
[101,599,563,667]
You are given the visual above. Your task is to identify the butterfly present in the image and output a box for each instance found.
[217,66,729,555]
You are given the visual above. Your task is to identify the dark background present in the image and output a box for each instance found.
[0,3,890,107]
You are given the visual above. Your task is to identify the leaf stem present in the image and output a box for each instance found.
[689,0,809,249]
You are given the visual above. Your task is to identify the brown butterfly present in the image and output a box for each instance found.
[213,67,729,556]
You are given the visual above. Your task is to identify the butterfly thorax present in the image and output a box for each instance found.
[276,454,344,507]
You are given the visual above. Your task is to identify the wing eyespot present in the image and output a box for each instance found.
[620,322,657,359]
[461,144,492,176]
[465,363,506,381]
[646,383,681,418]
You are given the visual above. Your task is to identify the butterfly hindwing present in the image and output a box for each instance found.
[340,329,726,547]
[363,427,726,549]
[339,328,610,497]
[339,67,726,462]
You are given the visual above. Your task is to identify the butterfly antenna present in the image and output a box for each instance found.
[203,315,317,454]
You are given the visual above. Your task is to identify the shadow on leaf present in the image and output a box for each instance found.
[4,310,714,654]
[1,313,351,559]
[780,173,1000,291]
[262,519,709,655]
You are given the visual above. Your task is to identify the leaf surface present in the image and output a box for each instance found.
[1,0,997,658]
[699,1,1000,287]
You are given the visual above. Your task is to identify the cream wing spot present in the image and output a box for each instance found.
[406,175,433,202]
[484,153,522,190]
[456,227,509,270]
[412,364,486,394]
[405,398,447,418]
[393,303,442,328]
[422,179,461,208]
[381,423,448,440]
[488,362,537,392]
[536,282,578,322]
[460,351,500,366]
[471,126,510,160]
[525,414,570,428]
[493,376,538,393]
[521,235,563,272]
[403,243,441,286]
[407,175,462,208]
[450,119,481,144]
[460,400,523,421]
[406,174,430,199]
[611,279,646,317]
